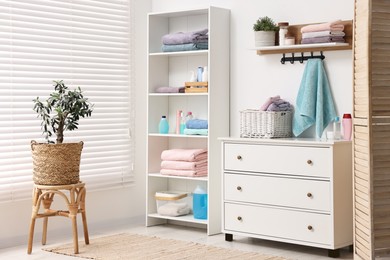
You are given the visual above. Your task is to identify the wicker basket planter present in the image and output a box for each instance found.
[31,140,84,185]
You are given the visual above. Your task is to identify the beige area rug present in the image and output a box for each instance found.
[43,233,287,260]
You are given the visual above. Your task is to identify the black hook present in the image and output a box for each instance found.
[290,53,294,64]
[300,52,304,63]
[281,53,286,64]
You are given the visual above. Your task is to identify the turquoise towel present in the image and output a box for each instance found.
[293,59,336,138]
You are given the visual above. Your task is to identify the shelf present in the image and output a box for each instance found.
[149,93,208,97]
[256,42,350,55]
[256,20,353,55]
[148,133,208,138]
[149,173,208,181]
[148,213,208,225]
[149,50,208,57]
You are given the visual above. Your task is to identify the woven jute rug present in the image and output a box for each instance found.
[43,233,288,260]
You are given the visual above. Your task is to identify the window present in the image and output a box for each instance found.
[0,0,134,202]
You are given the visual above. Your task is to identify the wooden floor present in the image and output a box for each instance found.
[0,223,353,260]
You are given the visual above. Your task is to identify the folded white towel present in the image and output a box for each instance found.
[157,202,190,217]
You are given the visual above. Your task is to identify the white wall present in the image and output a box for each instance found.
[152,0,354,138]
[0,0,152,249]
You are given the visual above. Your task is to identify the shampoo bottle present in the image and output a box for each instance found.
[158,116,169,134]
[342,113,352,140]
[176,110,182,134]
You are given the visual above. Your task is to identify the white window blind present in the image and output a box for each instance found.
[0,0,134,203]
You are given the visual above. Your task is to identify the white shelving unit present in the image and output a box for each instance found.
[146,6,230,235]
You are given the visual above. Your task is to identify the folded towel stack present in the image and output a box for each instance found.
[161,28,209,52]
[160,148,208,177]
[157,202,191,217]
[155,86,185,93]
[183,119,208,135]
[300,20,345,44]
[260,95,293,112]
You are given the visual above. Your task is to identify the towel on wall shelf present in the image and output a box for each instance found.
[293,58,336,138]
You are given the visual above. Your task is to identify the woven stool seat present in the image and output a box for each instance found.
[27,182,89,254]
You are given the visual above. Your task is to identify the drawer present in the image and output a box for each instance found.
[224,143,331,178]
[224,173,330,212]
[224,203,331,245]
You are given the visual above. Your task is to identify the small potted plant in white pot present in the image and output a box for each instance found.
[31,80,93,185]
[253,16,278,47]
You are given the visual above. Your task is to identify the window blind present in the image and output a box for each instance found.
[0,0,134,203]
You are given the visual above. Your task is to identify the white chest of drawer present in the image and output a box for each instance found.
[221,138,353,257]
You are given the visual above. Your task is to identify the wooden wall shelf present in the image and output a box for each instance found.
[256,20,353,55]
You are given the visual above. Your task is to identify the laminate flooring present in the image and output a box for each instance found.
[0,223,353,260]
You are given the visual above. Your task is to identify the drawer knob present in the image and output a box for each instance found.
[237,186,242,191]
[307,225,313,231]
[307,159,313,165]
[237,155,242,160]
[307,192,312,198]
[237,216,242,221]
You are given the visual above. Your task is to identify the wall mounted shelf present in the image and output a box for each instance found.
[256,20,353,55]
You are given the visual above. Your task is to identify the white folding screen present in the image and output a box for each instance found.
[0,0,134,203]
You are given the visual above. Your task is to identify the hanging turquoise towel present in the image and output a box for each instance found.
[293,58,336,138]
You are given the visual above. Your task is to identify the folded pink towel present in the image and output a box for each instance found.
[161,160,207,170]
[302,30,345,39]
[301,20,344,33]
[160,167,208,177]
[260,95,280,111]
[161,149,207,162]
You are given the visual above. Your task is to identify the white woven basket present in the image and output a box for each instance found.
[240,110,292,138]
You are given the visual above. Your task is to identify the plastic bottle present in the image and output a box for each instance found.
[278,22,289,46]
[186,111,193,122]
[201,66,208,82]
[158,116,169,134]
[175,110,182,134]
[180,112,186,134]
[197,67,203,82]
[342,113,352,140]
[333,116,341,139]
[189,71,197,82]
[193,185,207,220]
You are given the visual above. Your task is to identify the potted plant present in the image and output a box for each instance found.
[31,80,93,185]
[253,16,278,47]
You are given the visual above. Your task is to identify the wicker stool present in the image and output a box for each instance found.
[27,182,89,254]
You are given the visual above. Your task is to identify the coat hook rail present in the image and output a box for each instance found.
[280,51,325,64]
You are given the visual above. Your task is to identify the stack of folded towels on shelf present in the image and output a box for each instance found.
[155,86,185,93]
[157,201,190,217]
[161,28,208,52]
[160,148,208,177]
[260,95,293,112]
[300,20,345,44]
[184,119,208,135]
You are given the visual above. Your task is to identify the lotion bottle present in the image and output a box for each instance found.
[342,113,352,140]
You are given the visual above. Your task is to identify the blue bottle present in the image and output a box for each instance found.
[193,185,207,219]
[158,116,169,134]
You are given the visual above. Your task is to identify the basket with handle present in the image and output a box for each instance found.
[31,140,83,185]
[240,110,292,138]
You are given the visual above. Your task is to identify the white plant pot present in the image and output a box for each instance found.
[254,31,275,47]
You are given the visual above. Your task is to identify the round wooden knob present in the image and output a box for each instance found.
[307,159,313,165]
[237,155,242,160]
[237,216,242,221]
[307,225,313,230]
[307,192,312,198]
[237,186,242,191]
